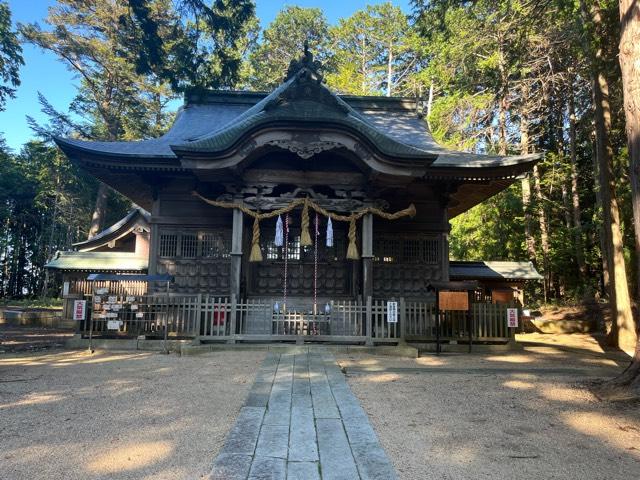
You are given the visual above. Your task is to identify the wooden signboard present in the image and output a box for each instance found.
[492,289,514,305]
[438,291,469,311]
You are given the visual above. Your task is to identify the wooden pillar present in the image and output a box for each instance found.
[148,197,161,276]
[361,213,373,301]
[230,206,243,301]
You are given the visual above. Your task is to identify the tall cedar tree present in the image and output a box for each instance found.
[126,0,257,92]
[0,1,23,112]
[247,6,329,90]
[20,0,177,237]
[608,0,640,395]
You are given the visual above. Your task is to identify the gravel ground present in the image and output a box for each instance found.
[0,349,265,480]
[0,324,74,353]
[338,345,640,480]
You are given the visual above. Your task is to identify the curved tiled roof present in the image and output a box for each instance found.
[72,208,150,251]
[54,69,540,172]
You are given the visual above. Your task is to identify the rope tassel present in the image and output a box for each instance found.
[249,217,263,262]
[300,200,312,247]
[346,218,359,260]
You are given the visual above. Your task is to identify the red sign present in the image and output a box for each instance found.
[73,300,86,321]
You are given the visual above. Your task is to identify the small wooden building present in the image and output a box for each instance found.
[52,49,540,344]
[449,260,543,305]
[45,208,150,297]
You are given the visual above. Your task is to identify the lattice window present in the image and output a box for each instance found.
[181,234,198,258]
[423,238,439,264]
[262,232,346,262]
[159,234,177,257]
[374,237,401,263]
[374,236,439,264]
[403,239,421,262]
[201,232,230,259]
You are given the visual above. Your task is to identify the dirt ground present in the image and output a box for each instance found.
[0,324,74,353]
[338,339,640,480]
[0,349,265,480]
[1,335,639,480]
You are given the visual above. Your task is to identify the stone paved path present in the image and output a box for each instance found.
[210,352,398,480]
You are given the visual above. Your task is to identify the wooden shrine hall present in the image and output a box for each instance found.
[54,48,541,345]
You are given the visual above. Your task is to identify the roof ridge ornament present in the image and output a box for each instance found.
[265,41,350,114]
[284,40,323,82]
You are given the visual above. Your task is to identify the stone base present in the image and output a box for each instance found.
[181,343,419,358]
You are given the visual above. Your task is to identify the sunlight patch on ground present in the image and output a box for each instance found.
[578,357,621,367]
[429,444,479,466]
[539,385,594,403]
[414,356,446,366]
[364,372,401,383]
[0,351,151,368]
[561,411,640,457]
[342,357,380,367]
[86,441,174,474]
[484,354,534,364]
[0,392,65,409]
[502,380,535,390]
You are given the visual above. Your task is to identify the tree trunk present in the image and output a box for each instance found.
[618,0,640,354]
[593,64,635,349]
[386,42,393,97]
[568,83,587,277]
[88,182,109,239]
[532,164,551,302]
[579,0,635,350]
[591,137,610,295]
[561,182,573,229]
[520,111,537,264]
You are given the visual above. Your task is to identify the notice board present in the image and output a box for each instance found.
[438,291,469,311]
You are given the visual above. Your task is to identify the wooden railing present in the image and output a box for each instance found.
[403,300,515,342]
[80,294,515,345]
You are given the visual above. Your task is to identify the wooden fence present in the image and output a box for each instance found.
[80,294,516,345]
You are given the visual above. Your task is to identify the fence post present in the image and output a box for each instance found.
[399,297,406,344]
[193,293,202,343]
[228,294,237,344]
[365,296,373,346]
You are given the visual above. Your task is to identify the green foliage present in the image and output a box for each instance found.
[19,0,177,141]
[450,184,526,261]
[0,1,23,111]
[415,0,633,302]
[126,0,258,92]
[0,139,113,297]
[326,3,425,97]
[246,6,329,90]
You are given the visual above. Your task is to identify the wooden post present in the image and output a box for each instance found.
[365,296,373,346]
[230,205,244,301]
[361,213,373,301]
[399,297,406,344]
[88,281,95,353]
[148,198,160,276]
[435,290,441,355]
[163,281,169,354]
[228,294,237,344]
[467,290,473,353]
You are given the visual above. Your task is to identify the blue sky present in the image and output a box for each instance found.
[1,0,412,152]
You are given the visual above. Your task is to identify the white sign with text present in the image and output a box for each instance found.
[387,301,398,323]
